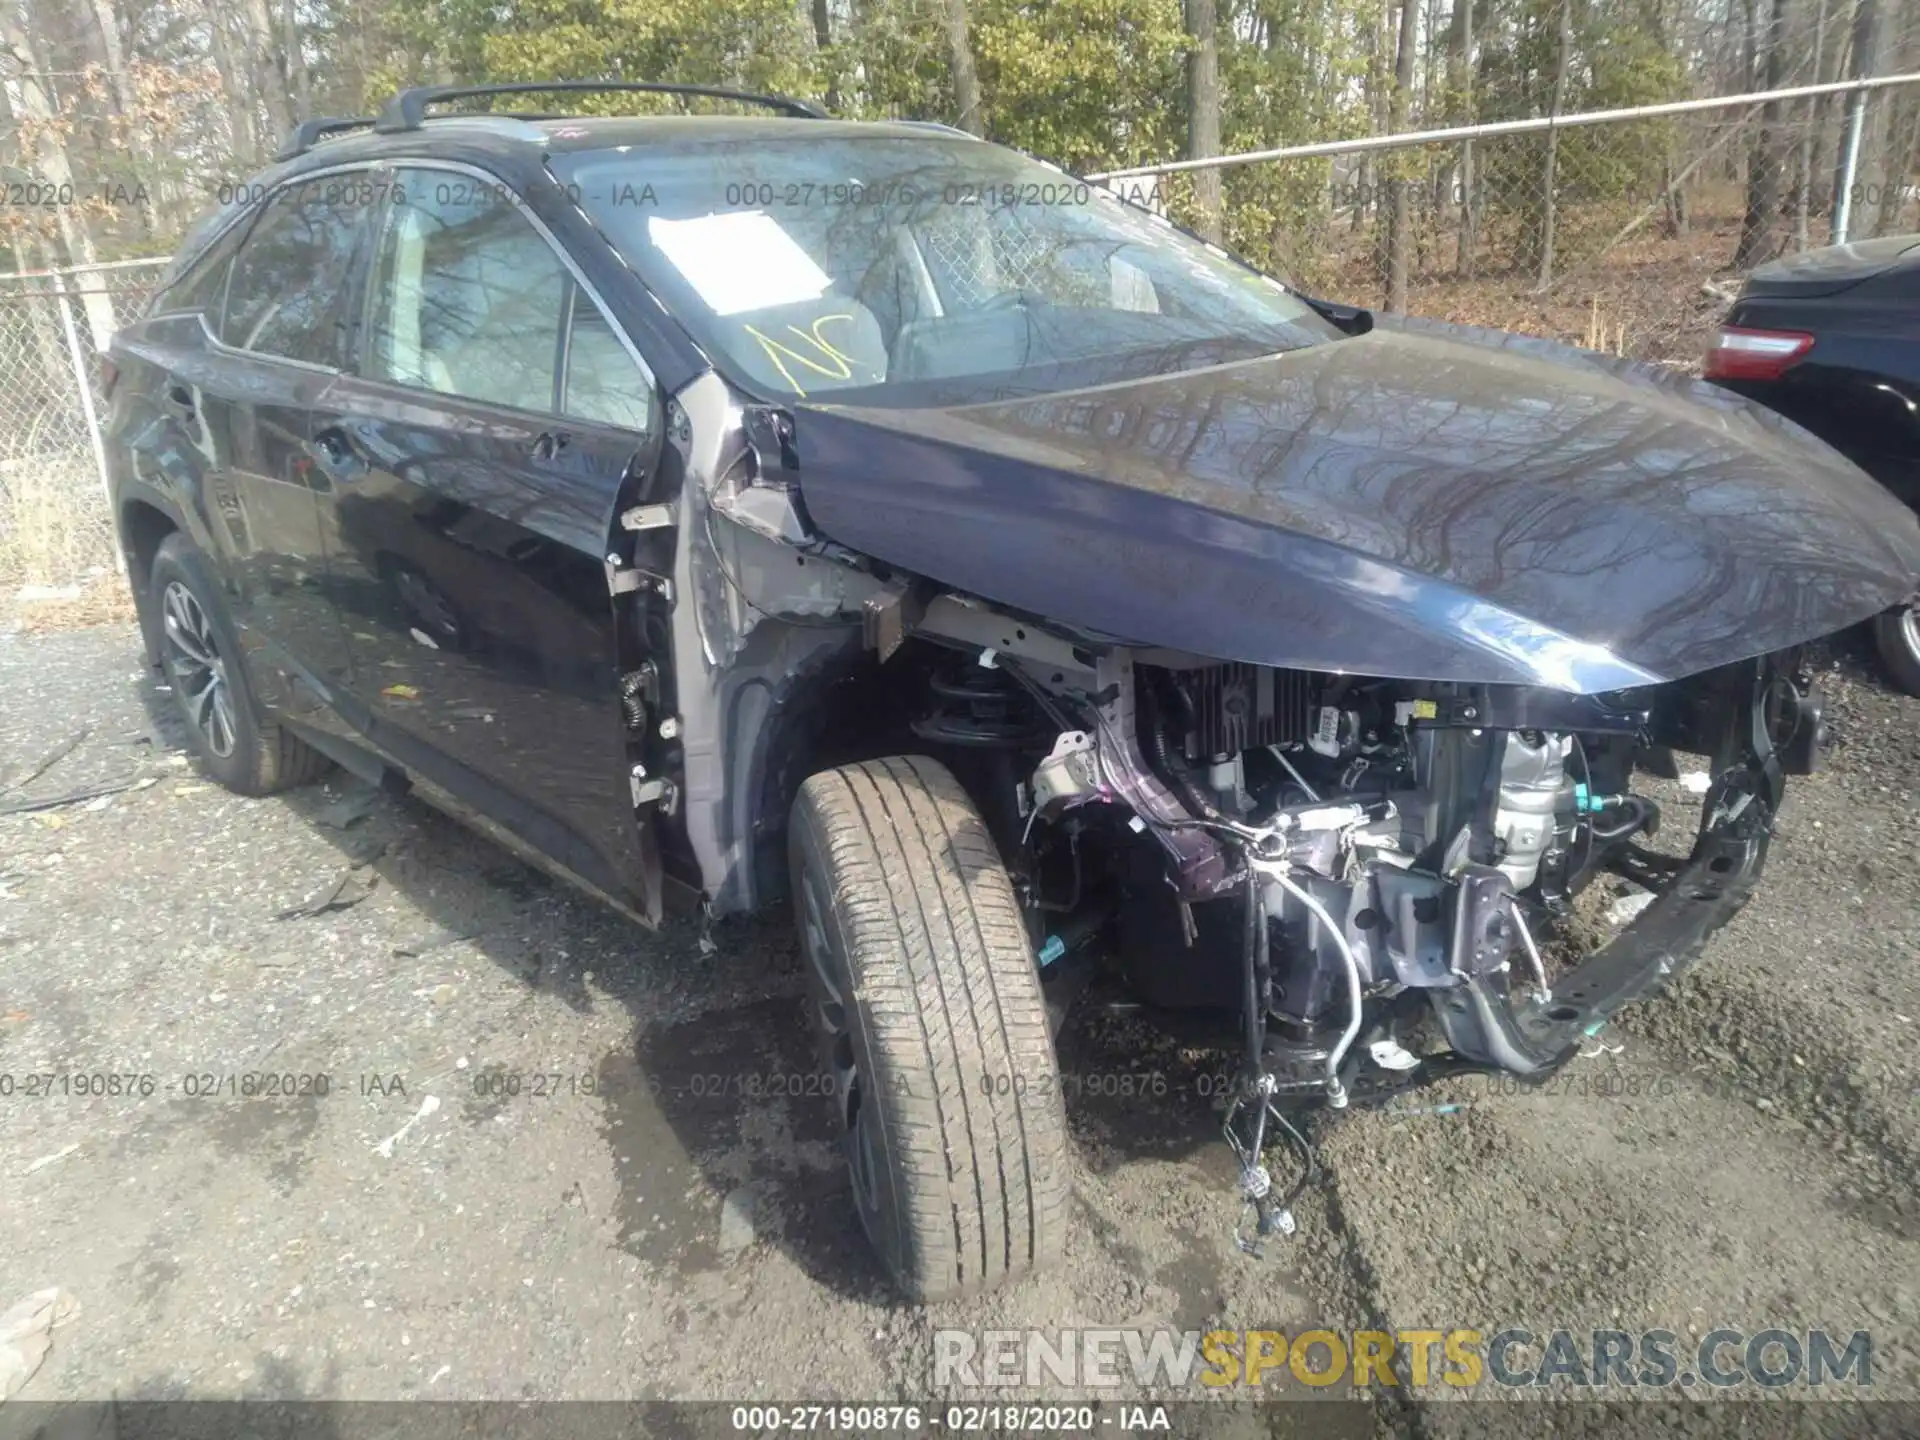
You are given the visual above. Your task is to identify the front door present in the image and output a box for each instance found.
[317,164,666,914]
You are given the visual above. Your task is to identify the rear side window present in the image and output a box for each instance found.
[366,166,652,429]
[221,177,367,366]
[152,219,246,319]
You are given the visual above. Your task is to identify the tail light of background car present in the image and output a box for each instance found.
[1703,325,1815,382]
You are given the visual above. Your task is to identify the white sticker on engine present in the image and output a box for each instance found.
[1310,706,1341,757]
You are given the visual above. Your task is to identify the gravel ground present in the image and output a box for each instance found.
[1,622,1915,1434]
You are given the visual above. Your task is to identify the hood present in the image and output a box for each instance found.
[1741,233,1920,299]
[792,327,1920,691]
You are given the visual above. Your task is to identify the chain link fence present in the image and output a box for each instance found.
[0,259,168,599]
[1115,76,1920,366]
[4,83,1917,599]
[899,81,1920,377]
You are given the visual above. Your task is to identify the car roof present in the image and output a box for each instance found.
[286,114,972,172]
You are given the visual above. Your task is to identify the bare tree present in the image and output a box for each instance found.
[1734,0,1790,269]
[1792,0,1832,249]
[206,8,261,170]
[942,0,985,136]
[78,0,164,235]
[1874,84,1920,234]
[1186,0,1222,243]
[285,0,310,123]
[1355,0,1388,234]
[1537,0,1575,289]
[1442,0,1475,272]
[1384,0,1418,311]
[0,10,115,343]
[243,0,293,145]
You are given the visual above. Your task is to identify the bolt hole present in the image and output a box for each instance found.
[1709,856,1733,873]
[1547,1005,1579,1022]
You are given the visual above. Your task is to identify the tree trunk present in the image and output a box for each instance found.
[1733,0,1790,270]
[1793,0,1831,250]
[82,0,161,236]
[1384,0,1418,311]
[284,0,310,123]
[942,0,986,136]
[1459,0,1486,273]
[1874,91,1920,236]
[810,0,844,111]
[1663,159,1691,234]
[1186,0,1223,243]
[206,10,260,170]
[243,0,293,148]
[2,142,67,400]
[1356,2,1387,234]
[0,15,115,348]
[1537,0,1574,289]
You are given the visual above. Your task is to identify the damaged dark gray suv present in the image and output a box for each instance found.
[106,82,1920,1301]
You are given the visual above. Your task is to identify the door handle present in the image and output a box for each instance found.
[165,383,196,420]
[531,429,573,462]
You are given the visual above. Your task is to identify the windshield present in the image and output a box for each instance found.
[551,135,1338,405]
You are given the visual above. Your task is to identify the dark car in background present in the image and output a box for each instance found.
[1706,234,1920,692]
[105,82,1920,1302]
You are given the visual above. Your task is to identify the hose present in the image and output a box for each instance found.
[1241,864,1270,1160]
[1588,795,1658,843]
[1506,895,1552,1001]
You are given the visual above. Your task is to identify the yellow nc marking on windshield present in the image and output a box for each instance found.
[742,314,875,397]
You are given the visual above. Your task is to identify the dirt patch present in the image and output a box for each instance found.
[1,623,1915,1426]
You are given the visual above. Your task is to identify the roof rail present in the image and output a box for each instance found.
[374,82,827,133]
[895,120,983,140]
[276,115,377,161]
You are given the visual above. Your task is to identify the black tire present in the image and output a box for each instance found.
[1873,603,1920,698]
[788,755,1069,1301]
[149,534,331,796]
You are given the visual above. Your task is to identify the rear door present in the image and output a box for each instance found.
[313,162,666,916]
[114,178,367,705]
[201,173,371,706]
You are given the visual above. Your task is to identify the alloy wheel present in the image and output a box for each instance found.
[800,871,880,1215]
[161,580,238,759]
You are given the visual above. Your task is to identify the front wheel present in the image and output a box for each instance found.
[1873,603,1920,697]
[788,755,1069,1301]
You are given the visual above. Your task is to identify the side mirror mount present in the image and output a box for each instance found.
[1301,295,1374,337]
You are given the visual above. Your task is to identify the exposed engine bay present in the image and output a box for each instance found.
[649,378,1840,1263]
[903,633,1825,1250]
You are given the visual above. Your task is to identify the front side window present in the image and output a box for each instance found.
[365,167,652,431]
[220,177,366,365]
[552,136,1338,404]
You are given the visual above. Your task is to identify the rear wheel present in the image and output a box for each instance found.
[1873,603,1920,698]
[150,534,330,796]
[788,755,1069,1301]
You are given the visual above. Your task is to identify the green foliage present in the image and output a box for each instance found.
[279,0,1718,292]
[395,0,821,107]
[972,0,1189,171]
